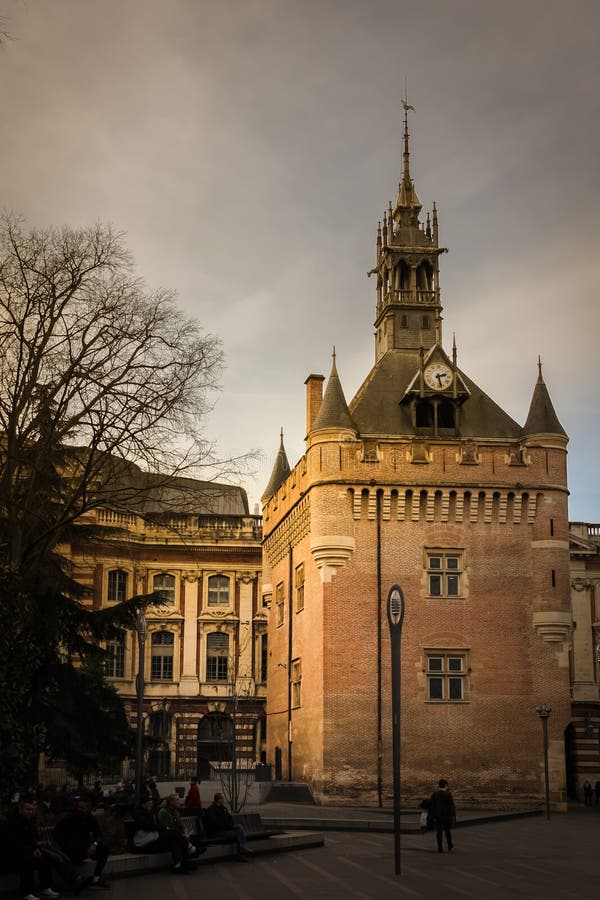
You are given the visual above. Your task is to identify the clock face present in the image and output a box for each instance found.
[424,362,452,391]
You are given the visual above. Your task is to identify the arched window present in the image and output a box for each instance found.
[153,572,175,605]
[107,569,128,603]
[206,632,229,682]
[151,631,174,681]
[208,574,230,607]
[105,631,125,679]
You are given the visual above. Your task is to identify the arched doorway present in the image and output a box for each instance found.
[197,713,234,779]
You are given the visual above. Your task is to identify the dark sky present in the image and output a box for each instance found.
[1,0,598,518]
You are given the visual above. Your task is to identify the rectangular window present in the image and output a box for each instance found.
[206,632,229,682]
[259,633,268,684]
[426,552,462,597]
[291,658,302,708]
[150,631,174,681]
[105,632,125,679]
[107,569,128,603]
[276,582,285,627]
[153,573,175,605]
[426,651,468,701]
[295,563,305,613]
[208,574,230,607]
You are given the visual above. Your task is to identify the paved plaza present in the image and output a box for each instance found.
[96,808,598,900]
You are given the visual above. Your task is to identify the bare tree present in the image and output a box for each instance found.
[0,214,244,577]
[212,625,263,813]
[0,213,249,797]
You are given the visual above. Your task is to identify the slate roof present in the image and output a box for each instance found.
[74,450,250,516]
[523,371,567,437]
[349,349,523,439]
[262,432,291,502]
[310,355,357,434]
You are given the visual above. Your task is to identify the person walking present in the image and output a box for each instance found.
[595,780,600,806]
[430,779,456,853]
[583,780,593,806]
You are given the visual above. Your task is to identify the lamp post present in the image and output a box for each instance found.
[134,612,147,808]
[387,584,405,876]
[535,703,551,820]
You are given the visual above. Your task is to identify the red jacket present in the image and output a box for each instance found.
[184,783,202,809]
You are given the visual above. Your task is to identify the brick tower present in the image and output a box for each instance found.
[261,107,572,807]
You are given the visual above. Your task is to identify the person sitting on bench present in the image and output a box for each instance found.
[157,794,201,874]
[204,793,252,861]
[54,794,109,889]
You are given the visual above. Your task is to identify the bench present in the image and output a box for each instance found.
[124,812,281,854]
[180,812,281,846]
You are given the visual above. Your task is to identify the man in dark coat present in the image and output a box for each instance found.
[9,796,61,900]
[430,778,456,853]
[54,794,109,889]
[204,793,252,860]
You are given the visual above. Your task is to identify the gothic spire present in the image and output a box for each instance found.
[523,358,567,437]
[394,100,422,227]
[310,349,357,435]
[261,428,291,502]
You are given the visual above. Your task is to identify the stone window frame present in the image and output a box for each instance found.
[275,582,285,627]
[258,632,268,684]
[295,563,305,613]
[206,631,230,683]
[107,568,129,604]
[425,650,469,702]
[151,571,177,606]
[425,549,463,598]
[104,630,126,679]
[206,573,231,608]
[291,657,302,708]
[150,630,175,682]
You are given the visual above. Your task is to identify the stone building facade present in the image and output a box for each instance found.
[41,473,264,783]
[262,110,572,807]
[568,522,600,797]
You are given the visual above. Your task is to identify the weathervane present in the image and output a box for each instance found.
[402,78,415,113]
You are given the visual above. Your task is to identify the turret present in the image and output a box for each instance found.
[523,358,567,442]
[307,350,357,445]
[261,429,291,503]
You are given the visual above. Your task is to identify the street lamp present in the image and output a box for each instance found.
[134,612,147,808]
[387,584,405,876]
[535,703,551,820]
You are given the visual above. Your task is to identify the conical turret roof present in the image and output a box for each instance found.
[310,351,357,434]
[261,430,291,502]
[523,359,567,437]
